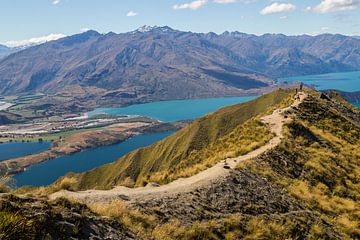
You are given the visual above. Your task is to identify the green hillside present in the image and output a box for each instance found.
[54,89,294,190]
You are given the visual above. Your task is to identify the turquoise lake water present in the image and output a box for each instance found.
[12,96,259,187]
[280,71,360,108]
[0,142,51,161]
[279,71,360,92]
[13,131,174,187]
[88,96,257,122]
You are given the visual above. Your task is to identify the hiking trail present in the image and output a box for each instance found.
[50,92,307,204]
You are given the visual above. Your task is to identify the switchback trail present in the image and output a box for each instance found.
[50,92,307,204]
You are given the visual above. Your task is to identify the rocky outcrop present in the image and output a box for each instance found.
[0,195,135,240]
[134,170,304,222]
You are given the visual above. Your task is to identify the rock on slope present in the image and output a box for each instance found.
[0,195,135,239]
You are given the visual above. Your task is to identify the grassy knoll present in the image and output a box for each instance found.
[52,88,294,190]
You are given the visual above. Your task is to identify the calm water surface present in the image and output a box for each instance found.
[280,71,360,108]
[279,71,360,92]
[14,131,173,187]
[0,142,51,161]
[88,96,257,122]
[14,96,259,187]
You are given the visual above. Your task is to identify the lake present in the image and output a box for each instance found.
[0,142,51,161]
[13,131,174,187]
[13,96,259,187]
[280,71,360,107]
[88,96,258,122]
[279,71,360,93]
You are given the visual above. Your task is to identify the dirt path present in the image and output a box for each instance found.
[50,92,307,204]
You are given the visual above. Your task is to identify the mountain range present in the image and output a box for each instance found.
[0,26,359,109]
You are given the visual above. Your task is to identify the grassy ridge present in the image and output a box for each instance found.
[55,89,294,190]
[238,94,360,239]
[87,91,360,239]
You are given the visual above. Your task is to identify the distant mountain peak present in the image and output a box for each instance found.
[221,31,249,38]
[136,25,156,32]
[80,30,101,36]
[133,25,175,33]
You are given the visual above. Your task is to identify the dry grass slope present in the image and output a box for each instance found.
[240,94,360,239]
[54,89,294,191]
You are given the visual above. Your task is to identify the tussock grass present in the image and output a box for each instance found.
[151,213,333,240]
[0,211,36,240]
[89,200,156,238]
[0,176,12,193]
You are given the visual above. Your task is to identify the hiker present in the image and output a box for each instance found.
[300,82,303,91]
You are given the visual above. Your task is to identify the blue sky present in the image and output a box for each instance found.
[1,0,360,46]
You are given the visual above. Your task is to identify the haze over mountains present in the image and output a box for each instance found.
[0,44,13,59]
[0,26,359,107]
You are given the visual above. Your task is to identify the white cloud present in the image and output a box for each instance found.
[308,27,332,35]
[126,11,138,17]
[52,0,60,5]
[305,6,312,11]
[173,0,208,10]
[5,33,66,47]
[214,0,256,3]
[260,2,296,15]
[307,0,360,13]
[214,0,237,4]
[280,15,288,19]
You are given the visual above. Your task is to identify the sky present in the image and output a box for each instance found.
[1,0,360,47]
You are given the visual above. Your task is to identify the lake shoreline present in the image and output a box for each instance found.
[0,121,184,177]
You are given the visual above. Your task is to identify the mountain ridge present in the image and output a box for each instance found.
[0,27,359,112]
